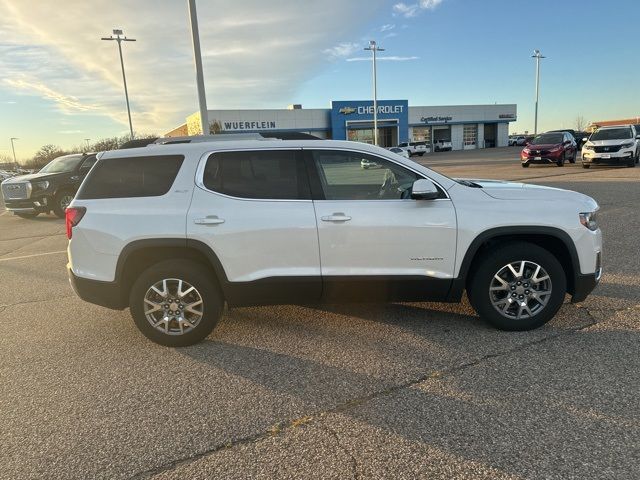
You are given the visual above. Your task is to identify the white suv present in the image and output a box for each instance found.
[397,142,428,156]
[67,137,602,346]
[581,125,640,168]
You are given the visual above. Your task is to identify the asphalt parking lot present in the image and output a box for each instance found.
[1,146,639,480]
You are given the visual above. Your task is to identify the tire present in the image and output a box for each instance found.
[129,259,224,347]
[627,156,635,168]
[16,213,39,219]
[556,154,565,167]
[569,151,576,164]
[582,163,590,169]
[52,190,75,218]
[467,242,566,331]
[521,163,530,168]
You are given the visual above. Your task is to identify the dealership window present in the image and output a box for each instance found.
[463,124,477,147]
[411,126,431,144]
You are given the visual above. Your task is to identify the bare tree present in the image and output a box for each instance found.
[574,115,586,132]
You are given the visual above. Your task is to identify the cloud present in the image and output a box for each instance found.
[393,0,443,17]
[384,32,398,39]
[345,56,419,62]
[380,24,395,32]
[323,42,361,59]
[58,130,84,134]
[0,0,388,134]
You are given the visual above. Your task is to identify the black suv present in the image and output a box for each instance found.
[0,153,97,218]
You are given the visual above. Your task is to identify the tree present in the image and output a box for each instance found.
[574,116,586,132]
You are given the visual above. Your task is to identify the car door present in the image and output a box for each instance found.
[187,148,321,306]
[306,148,457,302]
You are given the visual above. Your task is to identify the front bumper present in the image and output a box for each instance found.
[582,151,634,165]
[571,250,602,303]
[68,266,126,310]
[4,196,50,213]
[521,152,563,164]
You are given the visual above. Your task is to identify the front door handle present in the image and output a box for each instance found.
[194,216,225,225]
[321,213,351,222]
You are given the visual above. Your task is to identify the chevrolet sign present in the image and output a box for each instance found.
[339,107,356,115]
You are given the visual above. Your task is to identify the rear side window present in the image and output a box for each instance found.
[202,150,309,200]
[77,155,184,199]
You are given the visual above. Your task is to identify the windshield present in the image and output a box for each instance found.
[590,128,632,141]
[39,155,83,174]
[531,133,563,145]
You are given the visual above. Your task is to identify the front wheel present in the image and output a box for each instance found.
[468,242,566,331]
[582,163,591,169]
[53,191,75,218]
[569,151,576,163]
[521,163,530,168]
[129,260,224,347]
[556,154,565,167]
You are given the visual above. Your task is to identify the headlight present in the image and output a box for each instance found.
[579,212,598,231]
[620,142,634,149]
[523,148,530,154]
[583,144,594,151]
[32,180,49,190]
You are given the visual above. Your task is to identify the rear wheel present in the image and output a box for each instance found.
[53,190,74,218]
[468,242,566,331]
[129,260,224,347]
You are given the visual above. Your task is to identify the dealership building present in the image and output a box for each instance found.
[166,100,517,151]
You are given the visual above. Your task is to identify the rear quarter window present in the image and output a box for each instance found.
[76,155,184,199]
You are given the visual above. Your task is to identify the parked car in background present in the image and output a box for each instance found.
[397,141,428,156]
[1,153,97,218]
[509,135,527,146]
[434,139,453,152]
[548,129,586,149]
[387,147,410,158]
[581,125,639,168]
[66,137,602,346]
[521,131,577,168]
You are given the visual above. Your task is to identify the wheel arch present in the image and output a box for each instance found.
[449,227,580,301]
[115,239,229,303]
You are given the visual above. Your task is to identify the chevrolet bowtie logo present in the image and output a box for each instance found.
[339,107,356,115]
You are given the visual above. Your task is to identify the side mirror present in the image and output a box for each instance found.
[411,179,439,200]
[635,135,640,140]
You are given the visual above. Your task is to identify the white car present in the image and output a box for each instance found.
[397,142,428,156]
[434,139,453,152]
[387,147,410,159]
[581,125,640,168]
[509,135,527,146]
[67,137,602,346]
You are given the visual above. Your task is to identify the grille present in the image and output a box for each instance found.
[594,145,621,153]
[530,149,549,156]
[1,182,29,200]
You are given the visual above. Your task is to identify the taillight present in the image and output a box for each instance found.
[65,207,86,239]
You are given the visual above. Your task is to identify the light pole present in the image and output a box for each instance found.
[10,137,17,164]
[187,0,209,135]
[531,49,545,135]
[102,29,136,139]
[364,40,385,146]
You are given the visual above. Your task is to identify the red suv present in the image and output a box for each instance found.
[521,132,577,167]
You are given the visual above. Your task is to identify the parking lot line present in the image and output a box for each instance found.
[0,250,66,262]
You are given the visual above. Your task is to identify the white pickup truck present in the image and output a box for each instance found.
[397,142,428,156]
[434,139,453,152]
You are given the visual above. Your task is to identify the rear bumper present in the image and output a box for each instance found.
[68,266,126,310]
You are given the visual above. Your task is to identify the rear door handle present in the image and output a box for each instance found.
[321,213,351,222]
[194,216,225,225]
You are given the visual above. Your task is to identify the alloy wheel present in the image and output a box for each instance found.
[489,260,552,320]
[143,278,204,335]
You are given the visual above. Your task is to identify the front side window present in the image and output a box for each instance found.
[79,155,97,173]
[203,150,308,200]
[310,150,420,200]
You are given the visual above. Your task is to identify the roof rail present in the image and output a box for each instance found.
[152,133,278,145]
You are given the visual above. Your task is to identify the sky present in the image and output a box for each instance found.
[1,0,640,160]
